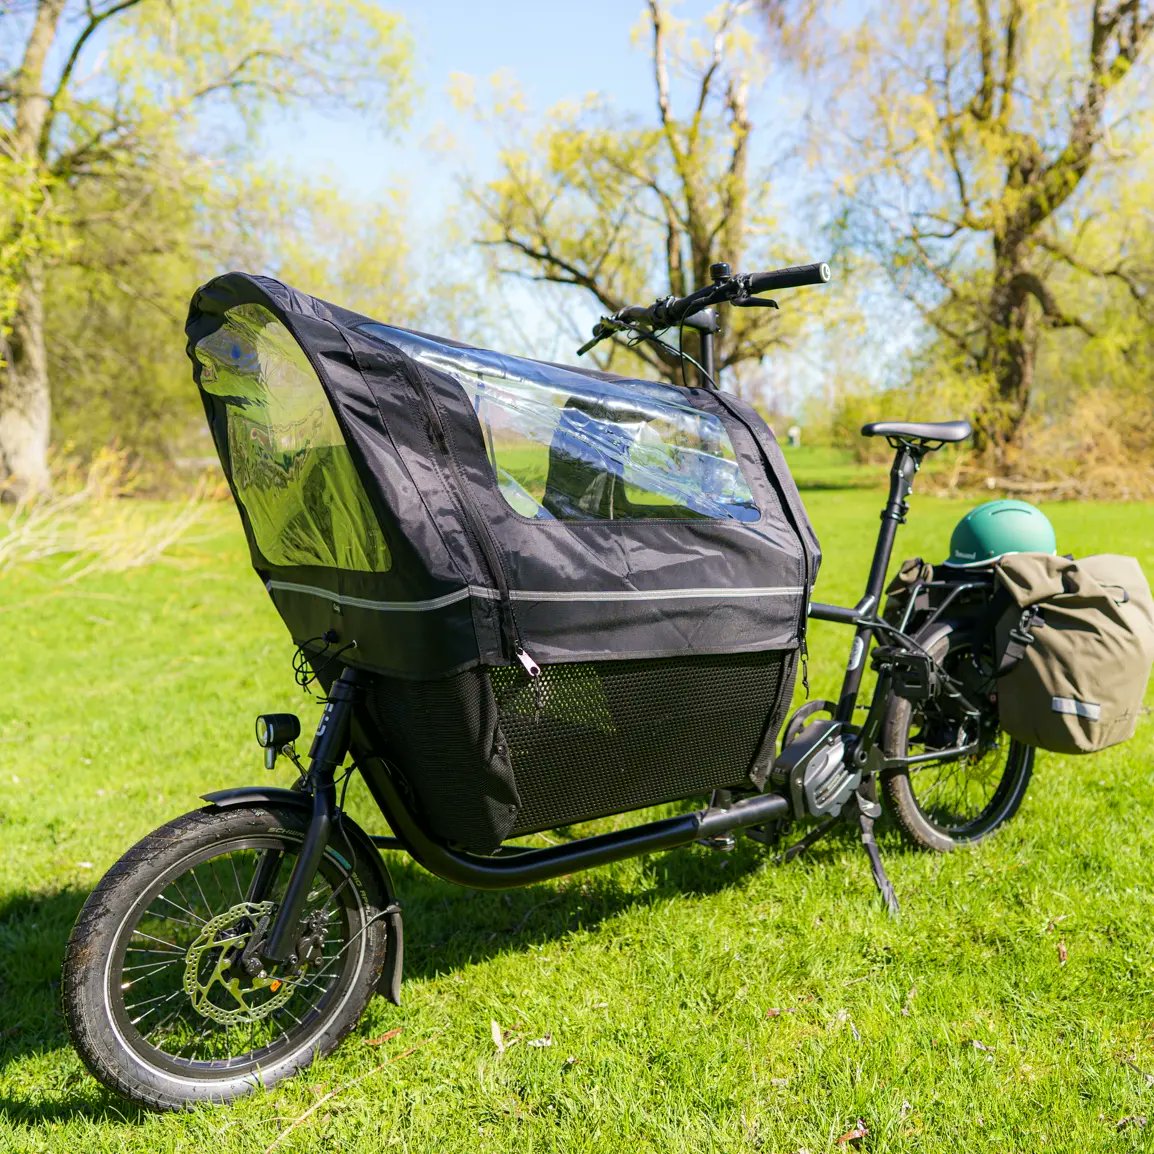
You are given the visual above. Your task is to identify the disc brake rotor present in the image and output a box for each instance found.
[182,901,301,1025]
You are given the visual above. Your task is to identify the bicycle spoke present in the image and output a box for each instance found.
[130,929,184,951]
[154,891,205,925]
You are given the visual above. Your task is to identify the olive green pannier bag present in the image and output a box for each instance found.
[994,553,1154,755]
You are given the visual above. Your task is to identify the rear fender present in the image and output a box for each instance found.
[201,786,404,1004]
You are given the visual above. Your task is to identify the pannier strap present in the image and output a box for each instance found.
[268,579,805,611]
[997,606,1039,676]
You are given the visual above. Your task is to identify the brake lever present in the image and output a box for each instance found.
[576,331,603,357]
[732,296,779,309]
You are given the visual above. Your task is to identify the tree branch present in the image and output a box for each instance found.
[1027,0,1153,233]
[970,0,995,120]
[40,0,146,157]
[1035,233,1149,308]
[478,235,627,317]
[1009,270,1096,335]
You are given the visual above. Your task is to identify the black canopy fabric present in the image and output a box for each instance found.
[186,272,821,681]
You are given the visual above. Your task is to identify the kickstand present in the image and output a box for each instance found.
[854,793,899,916]
[780,814,840,864]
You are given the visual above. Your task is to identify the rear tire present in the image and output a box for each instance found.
[63,803,391,1111]
[881,621,1034,852]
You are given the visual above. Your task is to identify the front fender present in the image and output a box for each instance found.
[200,785,404,1005]
[201,785,312,811]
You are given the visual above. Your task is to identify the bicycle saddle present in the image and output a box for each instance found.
[860,419,972,444]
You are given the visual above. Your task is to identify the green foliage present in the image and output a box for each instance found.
[833,0,1154,454]
[0,156,65,352]
[1,0,414,475]
[2,490,1154,1149]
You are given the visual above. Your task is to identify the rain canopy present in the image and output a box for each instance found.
[186,273,821,680]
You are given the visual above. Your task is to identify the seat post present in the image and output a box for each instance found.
[865,441,922,606]
[834,440,921,721]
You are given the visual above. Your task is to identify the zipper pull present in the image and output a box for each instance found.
[515,644,543,720]
[800,637,810,699]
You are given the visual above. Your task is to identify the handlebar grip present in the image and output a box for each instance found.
[747,262,831,294]
[617,304,658,325]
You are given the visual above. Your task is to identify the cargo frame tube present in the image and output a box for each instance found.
[357,756,791,890]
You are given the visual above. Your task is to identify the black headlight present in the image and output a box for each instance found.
[255,713,301,749]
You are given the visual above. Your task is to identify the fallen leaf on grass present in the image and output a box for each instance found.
[766,1007,797,1018]
[971,1040,994,1053]
[491,1020,520,1054]
[365,1027,403,1047]
[836,1119,869,1145]
[1058,940,1068,965]
[1117,1116,1148,1132]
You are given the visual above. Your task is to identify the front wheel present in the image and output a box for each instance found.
[63,802,392,1110]
[881,620,1034,852]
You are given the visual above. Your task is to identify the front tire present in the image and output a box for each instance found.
[63,803,391,1111]
[881,621,1034,852]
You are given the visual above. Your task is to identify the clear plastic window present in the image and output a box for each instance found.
[359,324,759,523]
[195,304,391,571]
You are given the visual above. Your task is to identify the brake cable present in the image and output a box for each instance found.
[584,316,718,390]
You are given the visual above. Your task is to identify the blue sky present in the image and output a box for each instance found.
[261,0,747,215]
[256,0,828,255]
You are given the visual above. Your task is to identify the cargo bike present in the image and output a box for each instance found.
[62,262,1152,1109]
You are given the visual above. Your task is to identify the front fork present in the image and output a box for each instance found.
[260,669,358,966]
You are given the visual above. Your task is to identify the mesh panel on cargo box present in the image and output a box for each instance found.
[361,649,794,851]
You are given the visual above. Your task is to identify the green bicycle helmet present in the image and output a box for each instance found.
[945,499,1057,568]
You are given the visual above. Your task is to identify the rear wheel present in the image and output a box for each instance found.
[881,621,1034,852]
[63,803,391,1110]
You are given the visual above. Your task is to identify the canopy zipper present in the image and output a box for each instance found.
[406,362,541,687]
[709,391,813,648]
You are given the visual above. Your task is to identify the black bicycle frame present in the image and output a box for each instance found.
[258,437,961,957]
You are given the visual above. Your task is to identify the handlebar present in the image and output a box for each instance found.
[577,260,832,357]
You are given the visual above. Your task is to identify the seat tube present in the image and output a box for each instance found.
[835,444,920,721]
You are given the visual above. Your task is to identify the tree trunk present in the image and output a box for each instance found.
[0,259,51,499]
[973,242,1037,465]
[0,0,66,498]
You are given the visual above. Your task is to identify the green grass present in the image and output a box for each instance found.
[2,487,1154,1152]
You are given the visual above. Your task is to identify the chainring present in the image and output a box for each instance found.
[182,901,301,1026]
